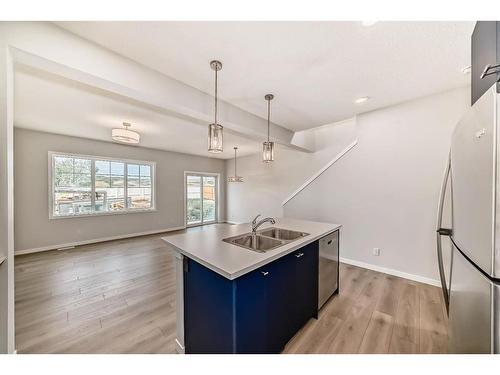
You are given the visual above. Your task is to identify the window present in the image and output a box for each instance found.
[50,152,155,218]
[127,163,152,209]
[53,156,92,216]
[185,172,218,226]
[95,160,125,212]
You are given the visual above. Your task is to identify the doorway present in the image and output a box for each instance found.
[185,172,219,227]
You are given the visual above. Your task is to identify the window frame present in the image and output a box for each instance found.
[48,151,156,219]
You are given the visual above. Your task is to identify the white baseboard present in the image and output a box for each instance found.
[14,225,186,256]
[340,256,441,287]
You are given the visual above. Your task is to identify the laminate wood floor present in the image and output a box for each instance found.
[284,263,448,354]
[15,231,448,354]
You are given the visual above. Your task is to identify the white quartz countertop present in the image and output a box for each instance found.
[161,218,341,280]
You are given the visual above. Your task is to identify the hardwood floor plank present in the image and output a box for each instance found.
[326,300,374,353]
[390,282,420,347]
[375,274,405,316]
[419,284,448,353]
[283,302,344,354]
[327,265,378,321]
[388,336,419,354]
[326,270,385,354]
[358,311,394,354]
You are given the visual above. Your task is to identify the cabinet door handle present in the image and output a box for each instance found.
[261,271,269,276]
[295,252,304,258]
[480,63,500,79]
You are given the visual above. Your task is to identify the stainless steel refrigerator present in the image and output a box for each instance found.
[437,85,500,353]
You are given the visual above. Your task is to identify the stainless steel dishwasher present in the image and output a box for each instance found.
[318,230,339,309]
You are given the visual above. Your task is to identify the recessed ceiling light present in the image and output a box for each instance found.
[361,21,378,27]
[462,65,471,74]
[354,96,370,104]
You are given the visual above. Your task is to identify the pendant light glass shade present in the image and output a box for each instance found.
[228,175,244,183]
[228,147,243,182]
[112,122,140,144]
[208,60,223,153]
[262,141,274,163]
[263,94,275,162]
[208,123,223,153]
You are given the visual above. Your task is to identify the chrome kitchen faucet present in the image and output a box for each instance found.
[251,214,276,235]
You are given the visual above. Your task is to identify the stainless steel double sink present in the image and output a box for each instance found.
[222,227,310,253]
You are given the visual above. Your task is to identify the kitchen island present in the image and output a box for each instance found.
[162,217,341,354]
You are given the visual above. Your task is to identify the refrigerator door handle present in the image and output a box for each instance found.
[437,228,453,236]
[436,153,452,313]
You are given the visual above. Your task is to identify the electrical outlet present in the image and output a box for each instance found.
[373,248,381,256]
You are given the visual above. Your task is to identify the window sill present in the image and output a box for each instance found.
[49,208,158,220]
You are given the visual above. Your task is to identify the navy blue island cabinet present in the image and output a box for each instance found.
[183,240,319,354]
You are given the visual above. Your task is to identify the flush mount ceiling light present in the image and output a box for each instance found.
[361,21,378,27]
[208,60,223,153]
[462,65,472,74]
[263,94,275,163]
[354,96,370,104]
[228,147,243,183]
[112,122,140,144]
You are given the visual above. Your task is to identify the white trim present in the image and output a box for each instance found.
[339,256,441,287]
[282,140,358,206]
[5,44,16,354]
[48,151,156,219]
[48,150,157,169]
[183,171,220,228]
[49,208,159,220]
[14,225,185,256]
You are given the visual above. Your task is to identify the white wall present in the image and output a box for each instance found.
[284,88,469,283]
[227,87,469,284]
[14,128,226,253]
[225,118,357,223]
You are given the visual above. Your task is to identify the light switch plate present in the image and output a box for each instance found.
[373,248,381,256]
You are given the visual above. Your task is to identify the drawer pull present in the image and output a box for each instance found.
[327,240,332,245]
[295,252,304,258]
[261,271,269,276]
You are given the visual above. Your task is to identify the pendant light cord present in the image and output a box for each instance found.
[267,98,270,142]
[234,147,237,176]
[214,68,218,125]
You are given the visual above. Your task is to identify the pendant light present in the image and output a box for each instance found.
[228,147,243,182]
[208,60,223,153]
[112,122,140,144]
[263,94,275,162]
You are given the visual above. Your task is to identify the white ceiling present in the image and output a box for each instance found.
[14,66,260,159]
[57,21,474,131]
